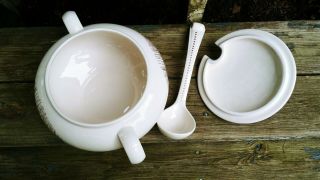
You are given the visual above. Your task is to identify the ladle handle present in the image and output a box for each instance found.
[176,23,205,104]
[62,11,83,34]
[118,127,146,164]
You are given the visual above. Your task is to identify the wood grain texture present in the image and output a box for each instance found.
[0,76,319,147]
[0,22,319,179]
[0,21,319,82]
[0,139,319,179]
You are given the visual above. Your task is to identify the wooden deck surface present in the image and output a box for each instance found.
[0,21,319,179]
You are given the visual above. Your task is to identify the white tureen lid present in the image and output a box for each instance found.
[197,29,296,124]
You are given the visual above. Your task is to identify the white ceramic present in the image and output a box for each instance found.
[35,11,169,164]
[198,29,296,124]
[157,23,205,139]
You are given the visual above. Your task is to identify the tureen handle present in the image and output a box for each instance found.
[118,127,146,164]
[62,11,83,34]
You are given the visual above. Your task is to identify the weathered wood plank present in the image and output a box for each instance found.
[0,76,319,147]
[0,22,319,178]
[0,27,66,82]
[0,21,319,82]
[0,139,319,179]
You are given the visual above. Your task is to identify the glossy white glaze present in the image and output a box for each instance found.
[46,31,147,124]
[198,29,296,124]
[203,36,284,113]
[35,11,168,164]
[157,23,205,140]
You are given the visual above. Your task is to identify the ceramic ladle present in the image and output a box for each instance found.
[157,23,205,139]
